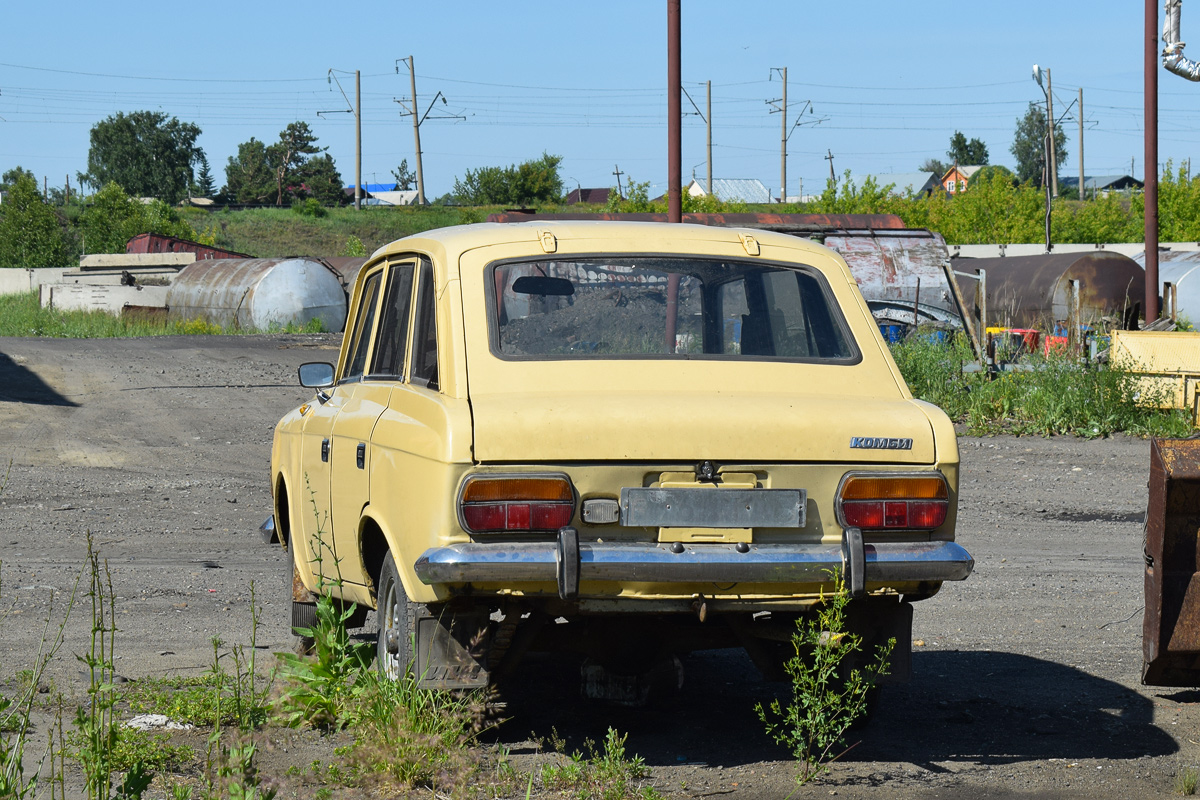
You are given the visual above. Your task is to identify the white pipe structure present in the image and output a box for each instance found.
[1164,0,1200,80]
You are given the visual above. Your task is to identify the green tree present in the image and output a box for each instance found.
[223,122,341,207]
[947,131,989,165]
[391,159,415,191]
[452,152,563,205]
[79,182,195,254]
[0,175,73,267]
[192,152,216,198]
[1,167,37,191]
[83,111,202,205]
[222,138,274,204]
[295,152,344,207]
[918,157,949,178]
[1010,103,1067,185]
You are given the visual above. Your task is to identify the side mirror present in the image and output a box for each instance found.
[298,362,335,389]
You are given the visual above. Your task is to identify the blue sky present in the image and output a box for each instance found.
[1,1,1195,200]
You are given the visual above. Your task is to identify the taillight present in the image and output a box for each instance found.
[459,474,576,534]
[837,473,949,531]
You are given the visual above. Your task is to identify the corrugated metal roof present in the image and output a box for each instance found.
[1057,175,1143,190]
[686,178,772,204]
[848,172,936,196]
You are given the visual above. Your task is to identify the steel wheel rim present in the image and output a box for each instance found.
[382,579,401,680]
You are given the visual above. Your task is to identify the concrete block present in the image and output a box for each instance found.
[0,269,32,296]
[79,253,194,269]
[46,284,170,314]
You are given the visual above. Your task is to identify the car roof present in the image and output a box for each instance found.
[370,220,841,265]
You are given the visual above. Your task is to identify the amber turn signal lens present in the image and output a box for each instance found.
[837,474,949,531]
[839,475,948,501]
[460,475,576,534]
[462,476,574,503]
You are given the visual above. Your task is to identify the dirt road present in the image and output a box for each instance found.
[0,335,1195,798]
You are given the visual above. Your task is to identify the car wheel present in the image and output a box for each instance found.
[377,551,415,680]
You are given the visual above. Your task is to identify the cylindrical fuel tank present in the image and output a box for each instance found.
[1132,250,1200,320]
[166,258,347,332]
[951,251,1146,328]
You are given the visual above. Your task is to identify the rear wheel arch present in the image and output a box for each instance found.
[359,516,390,603]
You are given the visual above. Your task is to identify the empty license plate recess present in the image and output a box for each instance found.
[619,488,805,529]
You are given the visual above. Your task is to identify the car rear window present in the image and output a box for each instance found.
[489,257,858,362]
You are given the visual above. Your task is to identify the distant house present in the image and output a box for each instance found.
[940,165,985,194]
[566,187,611,205]
[685,178,773,204]
[343,184,419,206]
[846,172,937,197]
[1056,175,1144,196]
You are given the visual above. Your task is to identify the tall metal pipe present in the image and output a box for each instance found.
[667,0,681,224]
[1146,0,1160,321]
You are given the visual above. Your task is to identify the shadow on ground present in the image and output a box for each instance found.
[0,352,76,406]
[491,648,1176,770]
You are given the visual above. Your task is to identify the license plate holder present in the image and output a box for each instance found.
[620,488,805,529]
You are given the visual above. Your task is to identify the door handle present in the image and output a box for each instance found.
[321,438,330,462]
[356,442,366,469]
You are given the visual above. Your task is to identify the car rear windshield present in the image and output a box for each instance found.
[490,257,858,361]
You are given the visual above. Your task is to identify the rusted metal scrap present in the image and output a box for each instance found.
[1143,436,1200,686]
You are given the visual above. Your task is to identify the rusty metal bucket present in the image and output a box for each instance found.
[1143,437,1200,685]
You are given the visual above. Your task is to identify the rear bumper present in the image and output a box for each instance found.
[414,538,973,587]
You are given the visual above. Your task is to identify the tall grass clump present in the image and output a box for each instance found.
[890,335,1195,437]
[0,292,325,338]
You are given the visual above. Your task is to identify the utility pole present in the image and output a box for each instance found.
[826,150,835,185]
[355,70,362,210]
[1047,68,1058,198]
[65,174,70,207]
[667,0,681,224]
[706,80,712,196]
[613,165,625,198]
[1078,87,1084,202]
[394,57,460,206]
[325,68,362,209]
[779,67,787,203]
[404,56,426,205]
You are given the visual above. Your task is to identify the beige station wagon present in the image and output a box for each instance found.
[266,220,973,699]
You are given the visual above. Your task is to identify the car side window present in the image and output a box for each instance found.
[409,260,438,390]
[368,261,415,379]
[344,270,383,382]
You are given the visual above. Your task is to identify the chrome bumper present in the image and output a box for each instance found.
[414,538,973,587]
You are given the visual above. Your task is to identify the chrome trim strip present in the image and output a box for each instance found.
[414,540,974,586]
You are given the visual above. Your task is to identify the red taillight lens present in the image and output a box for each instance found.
[838,474,949,531]
[460,475,575,533]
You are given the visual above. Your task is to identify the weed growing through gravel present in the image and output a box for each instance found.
[756,577,893,787]
[890,334,1194,437]
[1179,766,1199,796]
[539,727,661,800]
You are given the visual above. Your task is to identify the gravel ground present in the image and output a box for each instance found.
[0,334,1196,798]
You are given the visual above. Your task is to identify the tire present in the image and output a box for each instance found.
[376,551,416,680]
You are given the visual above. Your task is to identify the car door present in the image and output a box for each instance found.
[298,266,385,579]
[328,259,417,586]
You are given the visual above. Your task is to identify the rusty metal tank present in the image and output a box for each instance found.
[166,258,347,332]
[951,251,1146,328]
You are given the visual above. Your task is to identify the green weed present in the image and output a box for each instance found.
[0,292,325,338]
[1179,766,1199,796]
[890,335,1195,437]
[539,727,661,800]
[755,578,893,787]
[73,533,152,800]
